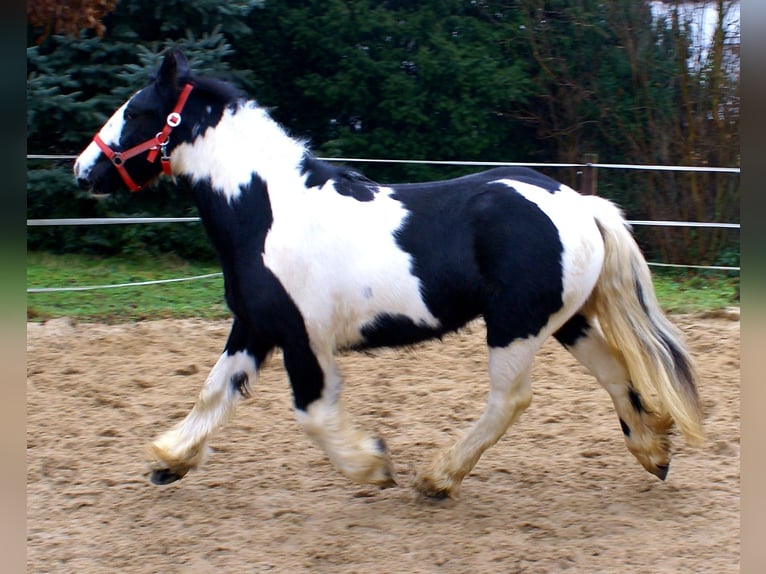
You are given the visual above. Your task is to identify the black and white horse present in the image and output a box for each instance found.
[74,50,702,498]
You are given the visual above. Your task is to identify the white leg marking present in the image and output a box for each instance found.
[563,323,673,474]
[416,337,540,498]
[294,354,395,486]
[147,350,257,474]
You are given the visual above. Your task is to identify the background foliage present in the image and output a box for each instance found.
[26,0,739,266]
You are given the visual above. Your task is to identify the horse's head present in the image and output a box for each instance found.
[74,49,195,195]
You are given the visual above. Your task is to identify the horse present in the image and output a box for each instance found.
[73,49,702,499]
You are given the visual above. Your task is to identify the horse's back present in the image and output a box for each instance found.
[389,166,562,194]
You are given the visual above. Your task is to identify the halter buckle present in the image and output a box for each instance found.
[167,112,182,127]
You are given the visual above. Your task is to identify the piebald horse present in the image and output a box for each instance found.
[74,50,702,499]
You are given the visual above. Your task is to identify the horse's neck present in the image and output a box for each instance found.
[173,102,306,203]
[176,102,309,263]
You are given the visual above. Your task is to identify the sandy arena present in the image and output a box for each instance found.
[27,312,739,573]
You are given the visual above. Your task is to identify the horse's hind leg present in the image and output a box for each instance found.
[145,319,270,484]
[554,313,673,479]
[414,337,539,499]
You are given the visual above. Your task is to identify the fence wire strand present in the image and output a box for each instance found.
[27,155,740,292]
[28,153,741,173]
[26,262,739,294]
[26,216,741,230]
[27,273,223,293]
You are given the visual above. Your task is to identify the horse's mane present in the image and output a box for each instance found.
[184,74,246,107]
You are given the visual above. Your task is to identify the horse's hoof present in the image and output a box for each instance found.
[653,463,670,481]
[377,468,398,489]
[421,487,452,500]
[150,468,185,485]
[413,474,457,500]
[371,435,397,488]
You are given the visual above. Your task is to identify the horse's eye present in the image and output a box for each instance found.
[124,109,148,121]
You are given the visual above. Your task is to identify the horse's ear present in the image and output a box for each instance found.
[157,49,191,95]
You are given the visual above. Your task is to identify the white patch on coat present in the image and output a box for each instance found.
[73,96,135,180]
[170,101,438,350]
[171,103,306,201]
[263,183,440,349]
[562,318,631,395]
[171,101,439,350]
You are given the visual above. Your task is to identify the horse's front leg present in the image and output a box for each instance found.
[283,342,397,488]
[145,319,271,484]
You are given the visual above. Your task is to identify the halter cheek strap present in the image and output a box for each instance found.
[93,83,194,192]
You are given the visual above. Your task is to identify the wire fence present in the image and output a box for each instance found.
[28,154,742,173]
[27,155,740,293]
[26,217,740,230]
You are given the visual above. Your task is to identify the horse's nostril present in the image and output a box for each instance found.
[77,177,91,190]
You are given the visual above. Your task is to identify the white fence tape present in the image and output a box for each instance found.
[27,273,223,293]
[646,262,739,271]
[627,220,739,229]
[27,155,740,293]
[28,217,200,226]
[26,217,741,230]
[28,153,741,173]
[320,157,741,173]
[26,262,738,294]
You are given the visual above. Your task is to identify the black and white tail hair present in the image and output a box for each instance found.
[73,49,702,499]
[583,197,702,444]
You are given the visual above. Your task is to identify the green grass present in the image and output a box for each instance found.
[27,251,229,323]
[649,267,740,314]
[26,251,740,323]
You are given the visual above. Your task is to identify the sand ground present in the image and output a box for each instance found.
[27,311,739,573]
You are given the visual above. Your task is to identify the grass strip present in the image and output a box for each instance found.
[27,251,739,323]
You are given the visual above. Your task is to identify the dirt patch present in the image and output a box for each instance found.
[27,314,739,573]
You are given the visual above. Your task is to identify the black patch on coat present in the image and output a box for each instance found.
[187,173,324,411]
[300,155,378,202]
[358,313,449,350]
[224,317,273,365]
[386,168,565,350]
[619,418,631,437]
[554,313,591,347]
[230,372,251,398]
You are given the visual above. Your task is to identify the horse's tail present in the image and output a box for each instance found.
[582,195,703,446]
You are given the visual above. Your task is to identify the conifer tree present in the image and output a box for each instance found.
[27,1,261,258]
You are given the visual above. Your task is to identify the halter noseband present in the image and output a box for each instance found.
[93,83,194,192]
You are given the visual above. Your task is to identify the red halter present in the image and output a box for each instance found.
[93,83,194,192]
